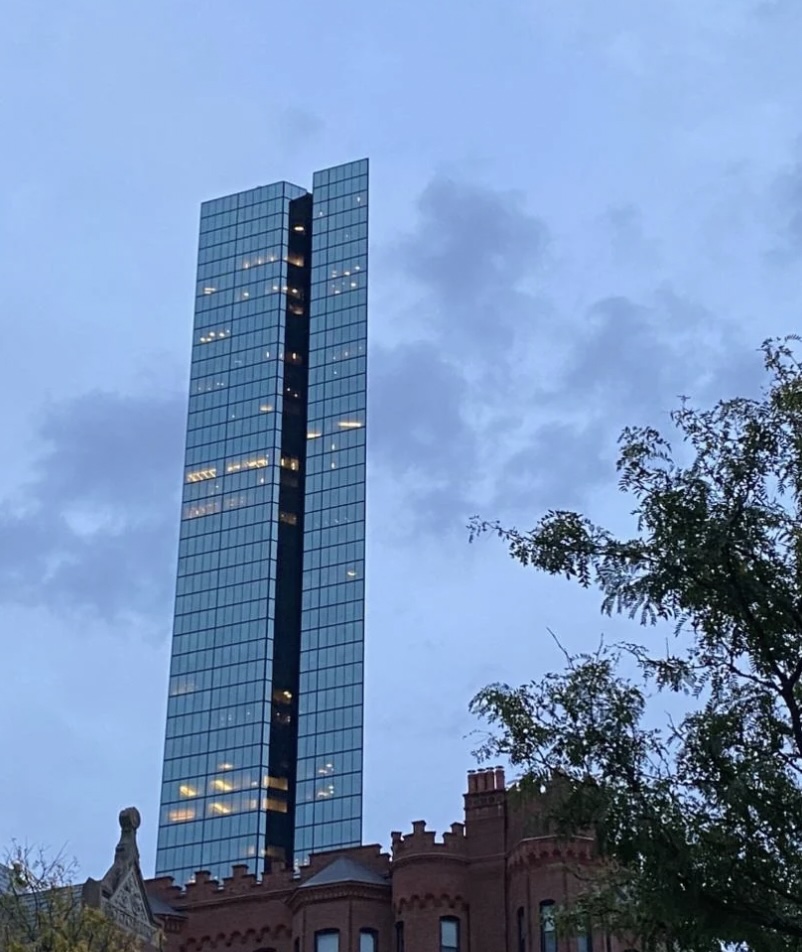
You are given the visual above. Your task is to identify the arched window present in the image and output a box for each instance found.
[540,901,556,952]
[395,921,405,952]
[360,930,378,952]
[440,917,460,952]
[315,931,339,952]
[517,907,526,952]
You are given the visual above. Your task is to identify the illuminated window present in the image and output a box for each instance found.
[202,286,216,295]
[185,467,217,483]
[540,902,556,952]
[285,351,303,365]
[267,776,289,791]
[440,918,459,952]
[209,802,231,815]
[260,403,274,413]
[178,784,198,798]
[280,455,300,471]
[183,501,221,519]
[211,778,233,792]
[225,456,268,474]
[168,808,195,822]
[307,430,322,439]
[279,511,298,526]
[198,329,230,344]
[337,420,363,429]
[266,797,288,813]
[286,254,305,267]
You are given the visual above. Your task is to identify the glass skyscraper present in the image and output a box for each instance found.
[155,160,368,885]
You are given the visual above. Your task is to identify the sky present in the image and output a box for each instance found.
[2,0,802,879]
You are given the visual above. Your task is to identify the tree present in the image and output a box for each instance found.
[469,338,802,952]
[0,845,141,952]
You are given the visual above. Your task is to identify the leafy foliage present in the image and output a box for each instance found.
[469,338,802,952]
[0,846,140,952]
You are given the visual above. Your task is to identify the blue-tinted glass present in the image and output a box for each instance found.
[294,160,368,862]
[156,161,368,882]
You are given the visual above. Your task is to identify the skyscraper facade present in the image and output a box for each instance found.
[155,159,368,885]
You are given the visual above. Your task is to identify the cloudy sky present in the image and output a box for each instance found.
[2,0,801,878]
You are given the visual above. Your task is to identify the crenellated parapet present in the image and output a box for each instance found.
[148,864,295,905]
[390,820,468,863]
[141,767,634,952]
[389,819,469,931]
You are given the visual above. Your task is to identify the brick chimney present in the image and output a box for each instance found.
[463,768,507,952]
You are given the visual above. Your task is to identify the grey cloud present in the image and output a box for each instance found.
[376,178,762,534]
[494,422,610,516]
[599,204,661,270]
[560,290,738,416]
[369,177,551,526]
[370,341,478,530]
[37,391,184,509]
[370,341,474,477]
[278,107,325,152]
[0,389,185,624]
[771,155,802,260]
[395,176,549,355]
[490,289,762,517]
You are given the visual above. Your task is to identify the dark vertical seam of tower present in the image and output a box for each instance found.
[264,192,313,869]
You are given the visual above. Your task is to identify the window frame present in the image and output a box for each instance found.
[314,930,340,952]
[440,916,460,952]
[577,925,593,952]
[540,901,557,952]
[359,929,378,952]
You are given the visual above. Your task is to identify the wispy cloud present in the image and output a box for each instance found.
[372,178,766,530]
[0,390,185,623]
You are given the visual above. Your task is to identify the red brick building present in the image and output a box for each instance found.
[146,767,625,952]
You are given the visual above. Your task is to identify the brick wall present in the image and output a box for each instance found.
[146,769,633,952]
